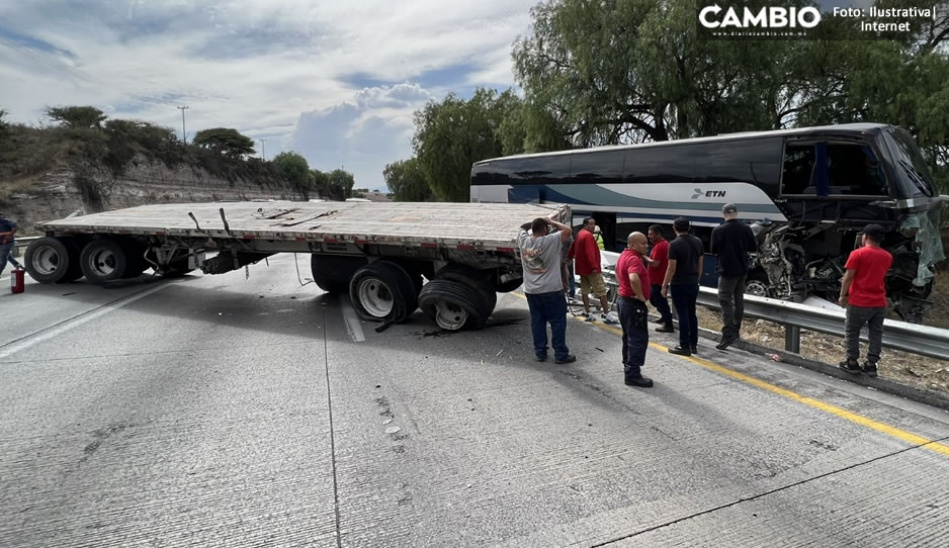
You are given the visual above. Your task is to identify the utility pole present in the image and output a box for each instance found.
[176,106,189,144]
[259,138,268,161]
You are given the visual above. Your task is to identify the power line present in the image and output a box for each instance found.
[259,138,268,160]
[176,106,189,144]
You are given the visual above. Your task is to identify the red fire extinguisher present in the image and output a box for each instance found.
[11,267,25,294]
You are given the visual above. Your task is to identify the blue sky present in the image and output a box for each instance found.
[0,0,537,191]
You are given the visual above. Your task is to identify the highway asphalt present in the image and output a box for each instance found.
[2,255,948,547]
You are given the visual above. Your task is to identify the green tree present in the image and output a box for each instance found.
[327,169,355,201]
[46,106,107,129]
[272,151,314,199]
[311,169,328,199]
[101,120,179,175]
[384,158,435,201]
[412,88,523,202]
[512,0,825,143]
[192,128,256,158]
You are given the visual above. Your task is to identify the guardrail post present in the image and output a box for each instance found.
[785,325,801,353]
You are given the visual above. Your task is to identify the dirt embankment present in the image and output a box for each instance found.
[1,155,303,234]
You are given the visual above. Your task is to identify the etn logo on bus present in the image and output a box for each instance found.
[692,188,727,199]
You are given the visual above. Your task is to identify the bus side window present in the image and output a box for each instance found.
[826,143,889,196]
[781,145,815,195]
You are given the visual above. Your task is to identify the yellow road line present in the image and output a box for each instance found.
[512,292,949,458]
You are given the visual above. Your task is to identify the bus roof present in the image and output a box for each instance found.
[473,123,891,165]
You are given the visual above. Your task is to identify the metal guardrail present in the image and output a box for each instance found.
[695,287,949,361]
[598,255,949,361]
[10,236,41,258]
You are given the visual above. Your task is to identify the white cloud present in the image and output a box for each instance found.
[288,83,433,191]
[0,0,538,191]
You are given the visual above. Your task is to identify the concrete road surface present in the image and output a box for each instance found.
[2,255,948,547]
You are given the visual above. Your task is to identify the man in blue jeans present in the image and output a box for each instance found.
[0,211,20,277]
[518,216,577,364]
[661,217,704,356]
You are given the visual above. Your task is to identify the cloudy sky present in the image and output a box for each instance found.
[0,0,538,191]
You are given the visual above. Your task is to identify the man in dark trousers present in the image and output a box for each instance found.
[646,224,674,333]
[616,231,653,387]
[518,216,577,365]
[838,223,893,377]
[710,203,758,350]
[661,217,704,356]
[0,211,20,278]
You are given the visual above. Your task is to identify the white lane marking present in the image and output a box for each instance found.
[339,299,365,343]
[0,284,168,360]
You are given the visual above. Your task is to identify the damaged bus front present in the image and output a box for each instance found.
[755,124,945,323]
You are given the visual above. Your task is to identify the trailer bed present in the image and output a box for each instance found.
[36,201,570,251]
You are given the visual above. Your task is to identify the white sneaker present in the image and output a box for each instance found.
[602,312,619,324]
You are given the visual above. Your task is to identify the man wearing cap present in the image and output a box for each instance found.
[662,217,704,356]
[710,203,758,350]
[838,223,893,377]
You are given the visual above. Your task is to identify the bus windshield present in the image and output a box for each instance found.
[882,127,937,198]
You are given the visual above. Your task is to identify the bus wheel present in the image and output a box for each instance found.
[24,237,83,284]
[745,272,770,297]
[80,239,130,283]
[418,278,490,331]
[349,261,418,324]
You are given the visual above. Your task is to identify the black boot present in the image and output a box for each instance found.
[624,365,654,387]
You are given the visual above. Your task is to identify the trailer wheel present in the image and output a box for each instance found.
[349,261,419,324]
[24,237,82,284]
[79,239,129,283]
[418,278,490,331]
[434,264,497,317]
[311,255,367,294]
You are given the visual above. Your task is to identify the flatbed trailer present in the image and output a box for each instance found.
[24,200,571,330]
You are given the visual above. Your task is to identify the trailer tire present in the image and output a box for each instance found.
[434,264,497,317]
[24,237,83,284]
[349,261,419,324]
[79,239,130,283]
[418,278,490,331]
[311,255,367,294]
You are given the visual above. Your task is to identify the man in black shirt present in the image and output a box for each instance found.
[661,217,704,356]
[710,203,758,350]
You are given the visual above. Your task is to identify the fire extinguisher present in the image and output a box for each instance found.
[11,267,25,294]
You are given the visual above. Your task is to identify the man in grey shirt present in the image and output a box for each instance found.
[518,216,577,364]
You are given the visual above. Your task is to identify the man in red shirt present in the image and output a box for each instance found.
[645,224,673,333]
[616,231,654,388]
[568,217,618,323]
[838,223,893,377]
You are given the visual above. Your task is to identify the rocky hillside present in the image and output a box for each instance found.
[1,153,305,234]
